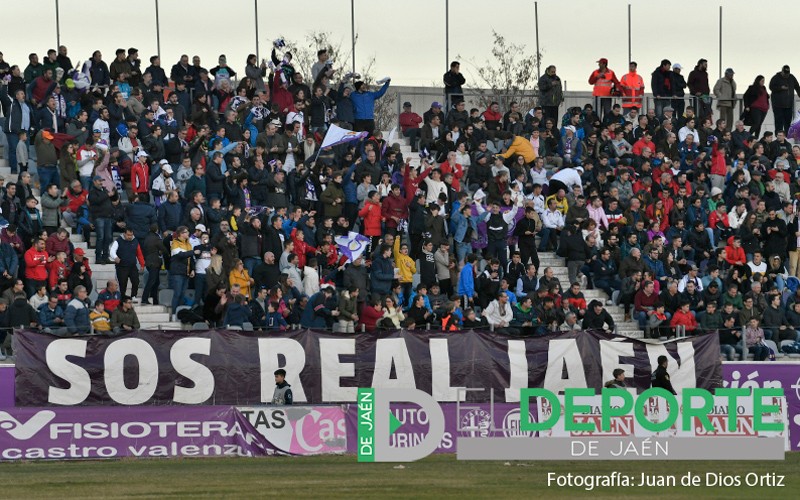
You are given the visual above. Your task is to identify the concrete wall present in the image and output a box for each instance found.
[382,85,780,135]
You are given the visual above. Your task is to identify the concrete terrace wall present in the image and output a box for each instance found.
[382,86,779,135]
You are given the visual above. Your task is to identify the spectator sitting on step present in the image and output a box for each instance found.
[97,279,122,312]
[111,295,141,332]
[89,300,112,334]
[64,285,91,334]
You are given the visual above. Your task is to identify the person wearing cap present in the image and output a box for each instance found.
[670,63,688,117]
[588,57,619,118]
[34,128,60,189]
[399,101,423,152]
[423,101,443,125]
[713,68,737,130]
[151,162,175,205]
[351,77,390,134]
[619,61,644,112]
[769,65,800,134]
[131,150,150,200]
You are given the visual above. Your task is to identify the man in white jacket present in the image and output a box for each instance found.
[483,293,515,333]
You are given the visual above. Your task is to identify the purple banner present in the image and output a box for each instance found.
[722,363,800,451]
[0,406,278,461]
[0,366,13,408]
[345,403,532,454]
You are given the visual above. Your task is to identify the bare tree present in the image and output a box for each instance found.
[276,32,396,133]
[276,31,355,84]
[461,31,542,112]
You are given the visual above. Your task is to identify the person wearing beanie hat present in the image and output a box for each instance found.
[351,76,391,135]
[713,67,737,130]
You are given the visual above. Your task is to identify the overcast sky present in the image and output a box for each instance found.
[2,0,796,93]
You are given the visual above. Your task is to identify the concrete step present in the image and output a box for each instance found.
[134,304,171,314]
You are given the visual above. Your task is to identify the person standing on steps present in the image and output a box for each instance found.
[168,226,194,320]
[88,175,115,264]
[109,227,145,302]
[141,224,163,306]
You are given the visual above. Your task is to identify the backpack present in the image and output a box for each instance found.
[781,342,800,354]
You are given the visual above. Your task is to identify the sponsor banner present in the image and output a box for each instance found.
[238,406,347,455]
[345,403,534,454]
[13,329,721,406]
[536,394,788,448]
[723,363,800,451]
[0,406,277,461]
[0,366,13,408]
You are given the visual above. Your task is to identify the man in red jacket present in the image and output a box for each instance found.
[399,102,422,152]
[131,151,150,200]
[381,184,409,236]
[670,302,698,335]
[24,238,49,297]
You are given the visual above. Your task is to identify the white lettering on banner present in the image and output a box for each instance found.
[372,339,416,389]
[104,338,159,405]
[544,339,588,394]
[599,340,636,392]
[46,339,91,405]
[48,420,237,439]
[645,343,697,391]
[319,339,356,402]
[170,338,214,404]
[258,338,308,402]
[505,340,528,402]
[430,339,465,401]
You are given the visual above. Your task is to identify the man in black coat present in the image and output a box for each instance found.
[443,61,465,106]
[141,224,163,305]
[582,300,615,332]
[253,252,281,290]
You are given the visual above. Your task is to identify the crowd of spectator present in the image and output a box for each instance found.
[2,45,800,361]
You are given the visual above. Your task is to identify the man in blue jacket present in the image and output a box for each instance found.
[458,253,478,310]
[300,287,338,328]
[64,285,91,334]
[370,245,395,297]
[1,82,34,174]
[157,191,182,234]
[351,79,390,134]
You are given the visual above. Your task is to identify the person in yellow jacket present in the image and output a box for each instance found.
[229,258,255,298]
[89,300,112,333]
[497,135,536,163]
[619,62,645,111]
[394,235,416,307]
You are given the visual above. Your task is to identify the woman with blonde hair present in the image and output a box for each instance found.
[206,250,225,292]
[229,258,255,298]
